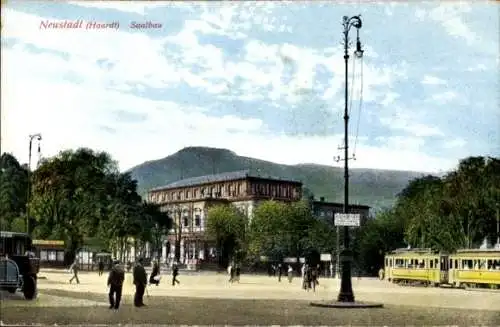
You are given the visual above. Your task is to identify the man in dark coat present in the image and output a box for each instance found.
[133,258,147,307]
[69,259,80,284]
[107,260,125,310]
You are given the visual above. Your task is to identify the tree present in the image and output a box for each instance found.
[247,200,288,261]
[140,202,172,260]
[206,204,246,268]
[0,153,29,230]
[30,148,119,261]
[248,200,322,262]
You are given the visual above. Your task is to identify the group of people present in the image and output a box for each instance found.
[68,257,181,310]
[301,263,320,291]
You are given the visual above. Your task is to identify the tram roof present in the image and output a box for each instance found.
[456,248,500,253]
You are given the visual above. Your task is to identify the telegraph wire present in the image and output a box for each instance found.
[353,55,364,157]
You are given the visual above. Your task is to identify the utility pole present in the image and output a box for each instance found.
[26,133,42,236]
[496,206,499,248]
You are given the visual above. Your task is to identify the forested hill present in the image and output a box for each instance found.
[128,146,425,209]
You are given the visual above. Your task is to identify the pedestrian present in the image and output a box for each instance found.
[234,264,241,283]
[69,258,80,284]
[277,263,282,282]
[133,258,147,307]
[172,262,180,286]
[287,265,293,283]
[98,260,104,276]
[302,264,309,290]
[311,266,319,292]
[149,260,161,286]
[107,260,125,310]
[228,263,234,283]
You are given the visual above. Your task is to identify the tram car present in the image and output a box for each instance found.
[448,249,500,289]
[384,248,500,289]
[384,248,448,287]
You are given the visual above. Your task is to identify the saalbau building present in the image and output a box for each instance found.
[148,170,303,263]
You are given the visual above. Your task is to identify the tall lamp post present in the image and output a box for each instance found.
[337,15,363,303]
[26,133,42,235]
[311,15,382,309]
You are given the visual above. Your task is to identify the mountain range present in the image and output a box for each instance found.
[128,147,425,210]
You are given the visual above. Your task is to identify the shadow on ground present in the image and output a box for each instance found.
[1,289,499,325]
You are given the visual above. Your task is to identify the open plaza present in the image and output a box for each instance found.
[1,269,499,325]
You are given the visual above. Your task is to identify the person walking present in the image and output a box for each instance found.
[98,260,105,276]
[107,260,125,310]
[69,259,80,284]
[149,260,161,286]
[228,263,234,283]
[287,265,293,283]
[133,258,147,307]
[172,262,180,286]
[234,264,241,283]
[277,263,282,282]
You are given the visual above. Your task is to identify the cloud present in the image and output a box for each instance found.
[68,1,172,15]
[421,75,447,85]
[1,3,498,176]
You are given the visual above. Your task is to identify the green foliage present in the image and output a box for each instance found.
[247,200,333,261]
[21,147,172,260]
[206,204,246,266]
[0,153,29,230]
[357,156,500,274]
[129,147,424,209]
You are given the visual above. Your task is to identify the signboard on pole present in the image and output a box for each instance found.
[320,253,332,261]
[334,213,361,227]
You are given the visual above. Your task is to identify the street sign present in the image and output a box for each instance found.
[320,253,332,261]
[334,213,361,227]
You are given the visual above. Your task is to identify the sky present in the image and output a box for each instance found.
[1,1,499,173]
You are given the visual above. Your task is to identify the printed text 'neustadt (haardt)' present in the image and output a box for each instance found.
[39,20,163,30]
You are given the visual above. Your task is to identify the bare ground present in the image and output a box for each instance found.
[1,270,499,325]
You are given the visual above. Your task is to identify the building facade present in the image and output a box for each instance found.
[148,170,302,264]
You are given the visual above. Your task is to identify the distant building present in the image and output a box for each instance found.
[148,170,302,264]
[312,196,371,226]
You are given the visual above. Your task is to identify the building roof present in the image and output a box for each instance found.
[312,200,371,209]
[150,169,302,192]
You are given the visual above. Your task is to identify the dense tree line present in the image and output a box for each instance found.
[0,149,171,263]
[355,156,500,275]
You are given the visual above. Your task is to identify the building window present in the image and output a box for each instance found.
[194,189,198,198]
[177,192,181,200]
[195,215,201,227]
[186,190,190,199]
[183,217,189,227]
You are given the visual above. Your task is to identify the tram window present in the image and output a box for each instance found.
[454,260,458,269]
[430,260,434,268]
[478,260,486,270]
[419,260,425,268]
[435,259,438,267]
[385,259,388,267]
[462,260,473,269]
[390,259,393,267]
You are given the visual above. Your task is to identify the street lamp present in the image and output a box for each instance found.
[311,15,382,309]
[26,133,42,235]
[337,15,363,304]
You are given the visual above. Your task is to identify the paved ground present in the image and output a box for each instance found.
[1,269,499,325]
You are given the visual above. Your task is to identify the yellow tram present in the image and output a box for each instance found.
[384,248,447,286]
[384,248,500,289]
[448,249,500,289]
